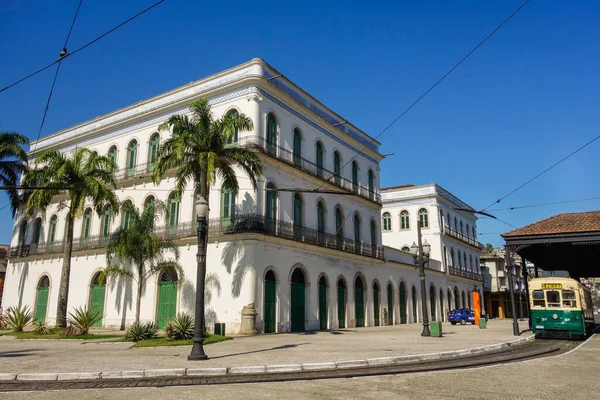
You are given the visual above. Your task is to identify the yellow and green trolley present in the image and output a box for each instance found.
[529,277,594,339]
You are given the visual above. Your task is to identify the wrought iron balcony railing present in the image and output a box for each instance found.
[9,214,384,260]
[442,225,484,250]
[236,136,381,204]
[448,266,482,281]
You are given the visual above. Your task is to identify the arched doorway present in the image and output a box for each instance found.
[411,286,418,323]
[447,289,452,312]
[290,268,306,332]
[354,276,365,327]
[337,278,347,328]
[90,272,106,327]
[264,270,277,333]
[35,276,50,323]
[157,268,178,328]
[439,288,444,322]
[462,291,466,309]
[454,287,460,309]
[399,282,407,324]
[387,283,394,325]
[318,276,328,330]
[429,285,436,322]
[373,281,380,326]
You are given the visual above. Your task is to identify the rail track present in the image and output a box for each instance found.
[0,338,581,392]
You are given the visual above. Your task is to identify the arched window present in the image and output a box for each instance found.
[458,249,462,269]
[17,220,27,247]
[122,200,133,230]
[333,151,342,185]
[48,215,57,244]
[226,109,239,144]
[168,193,180,235]
[32,217,42,246]
[108,146,117,170]
[147,133,160,172]
[382,212,391,231]
[101,205,112,243]
[460,220,464,234]
[400,210,409,230]
[368,169,375,201]
[335,207,344,246]
[352,161,359,192]
[265,183,277,220]
[370,220,377,245]
[464,253,468,271]
[293,193,303,239]
[316,141,324,177]
[443,245,448,268]
[454,217,458,231]
[266,113,277,155]
[447,212,451,229]
[126,140,138,177]
[469,254,474,271]
[317,201,326,234]
[450,247,455,267]
[353,214,361,253]
[144,196,155,218]
[81,209,92,247]
[293,128,302,166]
[466,224,470,238]
[472,226,477,240]
[401,246,410,252]
[418,208,429,228]
[221,186,235,230]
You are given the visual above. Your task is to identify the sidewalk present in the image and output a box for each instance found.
[0,319,532,377]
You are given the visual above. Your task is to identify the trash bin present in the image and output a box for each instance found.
[430,321,443,337]
[479,318,487,329]
[214,323,226,336]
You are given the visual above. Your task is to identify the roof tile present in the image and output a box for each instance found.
[502,211,600,237]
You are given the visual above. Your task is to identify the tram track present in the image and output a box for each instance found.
[0,339,580,392]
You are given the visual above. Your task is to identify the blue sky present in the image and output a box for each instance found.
[1,0,599,246]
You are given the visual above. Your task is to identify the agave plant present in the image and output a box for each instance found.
[5,305,34,332]
[32,320,51,335]
[67,306,103,335]
[170,312,194,340]
[124,321,158,342]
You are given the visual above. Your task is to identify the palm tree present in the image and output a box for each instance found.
[104,200,183,323]
[0,131,29,216]
[153,99,263,203]
[24,148,118,327]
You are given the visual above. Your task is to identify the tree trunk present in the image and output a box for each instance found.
[56,213,74,328]
[135,263,144,323]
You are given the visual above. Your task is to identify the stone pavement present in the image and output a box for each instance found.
[0,319,531,378]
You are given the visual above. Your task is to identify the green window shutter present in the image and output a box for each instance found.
[370,221,376,245]
[355,284,365,327]
[337,283,346,328]
[352,162,358,192]
[35,287,49,323]
[373,285,380,326]
[316,142,324,177]
[317,202,325,233]
[319,279,327,330]
[266,184,277,219]
[267,114,277,155]
[368,170,374,200]
[412,287,417,323]
[387,285,394,325]
[48,217,57,243]
[430,286,436,322]
[148,136,159,172]
[108,147,117,171]
[293,129,302,166]
[333,152,341,185]
[127,141,137,177]
[90,284,106,327]
[353,215,360,243]
[335,209,343,238]
[263,277,276,333]
[168,195,180,234]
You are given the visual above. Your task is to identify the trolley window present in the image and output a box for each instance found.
[546,290,561,308]
[562,290,577,308]
[532,290,545,307]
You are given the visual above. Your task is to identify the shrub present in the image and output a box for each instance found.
[170,313,194,340]
[124,322,158,342]
[0,311,7,329]
[68,306,103,335]
[6,305,34,332]
[32,320,51,335]
[165,323,173,340]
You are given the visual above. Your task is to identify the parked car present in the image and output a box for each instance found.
[448,309,488,325]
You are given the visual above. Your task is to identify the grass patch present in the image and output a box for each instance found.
[0,328,122,340]
[132,333,232,348]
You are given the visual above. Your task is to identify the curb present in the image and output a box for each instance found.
[2,335,535,382]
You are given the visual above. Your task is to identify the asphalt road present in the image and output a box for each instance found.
[2,335,599,399]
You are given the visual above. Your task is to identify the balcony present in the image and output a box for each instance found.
[9,214,385,261]
[237,136,381,204]
[442,225,484,250]
[448,266,482,281]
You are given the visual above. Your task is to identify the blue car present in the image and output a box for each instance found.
[448,309,487,325]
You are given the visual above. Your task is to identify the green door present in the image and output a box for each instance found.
[35,287,49,323]
[90,284,106,327]
[290,282,305,332]
[264,272,276,333]
[319,278,327,330]
[337,282,346,328]
[412,287,417,323]
[387,285,394,325]
[399,283,407,324]
[373,285,380,326]
[430,286,436,322]
[157,281,177,329]
[355,281,365,327]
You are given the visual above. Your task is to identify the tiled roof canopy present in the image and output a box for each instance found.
[502,211,600,237]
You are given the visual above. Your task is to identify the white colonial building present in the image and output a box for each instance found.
[4,59,477,334]
[380,184,484,315]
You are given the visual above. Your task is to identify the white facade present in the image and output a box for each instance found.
[4,59,476,332]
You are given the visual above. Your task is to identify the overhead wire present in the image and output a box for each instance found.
[0,0,167,94]
[486,196,600,211]
[481,133,600,211]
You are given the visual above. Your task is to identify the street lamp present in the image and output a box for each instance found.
[504,247,520,336]
[410,221,431,337]
[188,196,209,361]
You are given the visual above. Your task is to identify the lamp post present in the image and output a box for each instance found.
[188,196,209,361]
[411,221,432,337]
[504,247,520,336]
